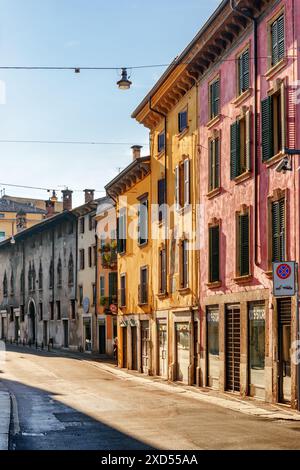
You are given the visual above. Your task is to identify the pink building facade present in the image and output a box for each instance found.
[198,0,300,408]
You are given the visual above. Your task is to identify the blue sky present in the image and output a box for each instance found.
[0,0,221,207]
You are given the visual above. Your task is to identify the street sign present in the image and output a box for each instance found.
[273,262,296,297]
[110,304,118,314]
[83,297,90,314]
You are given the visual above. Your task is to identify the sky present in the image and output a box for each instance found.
[0,0,221,207]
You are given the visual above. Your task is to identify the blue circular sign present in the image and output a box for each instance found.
[276,264,291,280]
[83,297,90,314]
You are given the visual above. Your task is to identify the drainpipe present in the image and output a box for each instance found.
[230,0,258,265]
[149,97,168,292]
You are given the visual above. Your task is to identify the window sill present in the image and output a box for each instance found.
[138,303,149,307]
[138,241,148,249]
[265,58,288,81]
[177,127,189,140]
[234,171,252,184]
[157,292,168,299]
[207,187,221,199]
[232,89,252,107]
[207,115,221,130]
[157,150,165,159]
[233,274,253,284]
[264,150,285,168]
[178,287,191,295]
[206,281,222,289]
[176,204,191,216]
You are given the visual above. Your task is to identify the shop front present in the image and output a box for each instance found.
[83,317,92,352]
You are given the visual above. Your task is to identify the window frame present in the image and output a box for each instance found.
[209,224,220,284]
[158,130,165,154]
[208,136,220,192]
[120,273,126,308]
[178,109,188,134]
[209,76,220,121]
[138,195,149,246]
[236,210,250,278]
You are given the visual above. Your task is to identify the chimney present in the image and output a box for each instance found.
[131,145,143,160]
[84,189,95,204]
[45,199,55,218]
[62,189,73,211]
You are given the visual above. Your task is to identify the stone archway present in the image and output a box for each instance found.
[28,300,36,343]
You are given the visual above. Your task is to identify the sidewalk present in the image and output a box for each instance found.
[7,343,300,423]
[0,385,11,450]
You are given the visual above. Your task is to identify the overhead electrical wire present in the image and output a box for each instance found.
[0,140,148,146]
[0,182,106,193]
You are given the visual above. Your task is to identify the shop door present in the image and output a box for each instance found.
[249,303,265,399]
[226,305,241,393]
[122,327,127,368]
[158,323,167,378]
[43,321,48,346]
[278,298,292,404]
[63,320,69,348]
[176,323,190,383]
[15,317,20,342]
[1,317,4,339]
[99,323,106,354]
[131,326,138,371]
[84,320,92,352]
[207,308,220,389]
[193,321,199,385]
[141,321,150,374]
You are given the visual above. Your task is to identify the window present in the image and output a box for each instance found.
[57,258,62,287]
[261,83,286,161]
[100,276,105,298]
[138,197,148,246]
[139,267,148,305]
[272,198,285,262]
[271,14,285,67]
[79,249,85,270]
[10,307,14,323]
[120,274,126,307]
[68,222,74,235]
[175,158,190,210]
[231,111,251,179]
[3,272,7,297]
[237,213,250,277]
[39,262,43,291]
[20,305,25,323]
[92,283,96,306]
[68,254,74,286]
[180,240,189,289]
[56,301,61,320]
[157,178,166,223]
[209,78,220,120]
[49,260,54,289]
[88,246,92,267]
[109,272,118,304]
[89,215,94,231]
[178,110,188,133]
[10,272,14,296]
[0,231,5,242]
[50,302,54,321]
[70,300,76,320]
[158,131,165,153]
[238,49,250,95]
[39,303,43,322]
[20,270,24,295]
[209,137,220,192]
[159,247,167,294]
[79,217,85,234]
[93,245,97,267]
[117,208,126,254]
[79,286,83,306]
[28,263,36,292]
[209,226,220,283]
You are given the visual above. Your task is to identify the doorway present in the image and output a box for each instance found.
[63,320,69,348]
[84,319,92,352]
[158,322,167,378]
[99,322,106,354]
[226,305,241,393]
[249,303,265,399]
[207,307,220,389]
[278,298,292,404]
[28,302,36,344]
[122,327,127,368]
[131,326,138,371]
[43,321,48,346]
[141,321,150,374]
[176,323,190,383]
[15,316,20,342]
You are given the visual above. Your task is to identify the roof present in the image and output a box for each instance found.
[105,156,151,199]
[2,194,63,212]
[0,198,46,215]
[0,210,76,249]
[71,196,110,217]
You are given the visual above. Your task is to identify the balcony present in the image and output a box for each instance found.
[100,241,117,269]
[100,295,118,313]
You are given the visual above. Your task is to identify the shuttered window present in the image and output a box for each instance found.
[209,226,220,283]
[120,274,126,307]
[139,267,148,305]
[159,248,167,294]
[210,78,220,120]
[231,111,251,179]
[109,272,118,304]
[271,14,285,66]
[272,198,285,262]
[158,178,166,222]
[261,83,286,162]
[138,197,148,246]
[238,49,250,95]
[158,131,165,153]
[117,208,126,253]
[178,110,188,133]
[181,240,189,289]
[175,159,190,210]
[238,214,250,277]
[209,138,220,191]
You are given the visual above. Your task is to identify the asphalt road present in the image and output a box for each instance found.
[1,344,300,450]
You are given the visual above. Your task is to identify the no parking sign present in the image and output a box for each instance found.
[273,262,296,297]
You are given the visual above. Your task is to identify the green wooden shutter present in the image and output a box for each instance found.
[277,15,285,62]
[243,50,250,91]
[231,121,240,179]
[109,272,118,300]
[214,80,220,116]
[271,20,279,65]
[245,110,251,172]
[239,214,249,276]
[209,140,214,191]
[272,200,283,262]
[279,198,285,261]
[239,55,244,95]
[261,97,273,161]
[214,138,220,188]
[209,226,220,283]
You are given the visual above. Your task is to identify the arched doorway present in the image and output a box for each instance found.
[28,301,36,343]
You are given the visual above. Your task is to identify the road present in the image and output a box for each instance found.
[1,344,300,450]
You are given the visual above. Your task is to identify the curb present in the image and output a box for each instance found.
[0,391,11,450]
